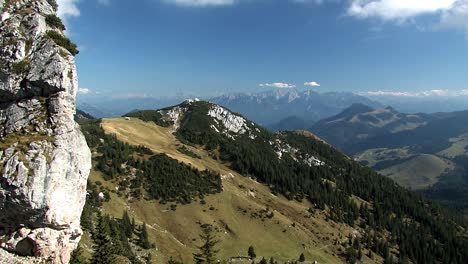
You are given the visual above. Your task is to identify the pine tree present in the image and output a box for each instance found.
[121,210,133,237]
[69,246,86,264]
[91,212,115,264]
[138,223,151,249]
[248,245,256,259]
[346,245,357,264]
[299,253,305,262]
[193,224,219,264]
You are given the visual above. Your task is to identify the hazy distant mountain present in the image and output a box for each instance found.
[76,96,187,118]
[267,116,311,131]
[210,89,381,126]
[77,90,380,121]
[310,104,468,210]
[368,95,468,114]
[310,104,436,154]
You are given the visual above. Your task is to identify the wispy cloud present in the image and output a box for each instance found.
[345,0,468,37]
[260,82,296,89]
[348,0,457,21]
[56,0,80,23]
[304,81,321,87]
[77,87,91,95]
[437,1,468,36]
[364,89,468,97]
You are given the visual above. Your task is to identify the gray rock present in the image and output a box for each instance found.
[0,1,91,263]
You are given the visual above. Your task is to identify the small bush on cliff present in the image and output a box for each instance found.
[45,14,65,31]
[46,30,79,55]
[12,59,30,74]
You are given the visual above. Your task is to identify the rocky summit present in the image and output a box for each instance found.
[0,0,91,263]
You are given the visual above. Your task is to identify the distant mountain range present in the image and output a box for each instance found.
[210,89,381,126]
[77,96,186,118]
[78,90,381,125]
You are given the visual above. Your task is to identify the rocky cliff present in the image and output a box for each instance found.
[0,0,91,263]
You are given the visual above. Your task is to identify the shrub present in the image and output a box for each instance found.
[12,59,30,74]
[46,30,79,55]
[45,14,65,31]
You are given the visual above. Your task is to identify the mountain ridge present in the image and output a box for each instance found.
[307,104,468,214]
[210,89,382,126]
[107,100,468,263]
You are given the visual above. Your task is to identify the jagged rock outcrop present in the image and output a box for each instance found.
[0,0,91,263]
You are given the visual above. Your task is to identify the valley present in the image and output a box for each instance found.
[303,105,468,214]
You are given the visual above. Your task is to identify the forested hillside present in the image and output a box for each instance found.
[124,101,468,263]
[72,101,467,263]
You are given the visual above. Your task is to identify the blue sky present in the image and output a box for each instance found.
[58,0,468,98]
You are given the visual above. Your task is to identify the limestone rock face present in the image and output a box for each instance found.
[0,0,91,263]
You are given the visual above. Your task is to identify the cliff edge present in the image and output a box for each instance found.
[0,0,91,263]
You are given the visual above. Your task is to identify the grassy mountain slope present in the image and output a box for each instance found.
[80,118,374,263]
[379,154,454,190]
[76,101,467,263]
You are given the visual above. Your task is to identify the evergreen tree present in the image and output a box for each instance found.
[346,245,357,264]
[299,253,305,262]
[91,212,115,264]
[248,245,256,259]
[259,257,267,264]
[69,246,86,264]
[122,210,133,237]
[193,224,219,264]
[138,223,151,249]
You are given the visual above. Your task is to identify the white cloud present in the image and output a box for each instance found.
[346,0,468,36]
[348,0,457,21]
[56,0,81,22]
[77,87,90,94]
[438,1,468,35]
[164,0,236,7]
[304,81,321,87]
[423,89,448,96]
[365,89,460,97]
[260,82,296,89]
[366,91,419,97]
